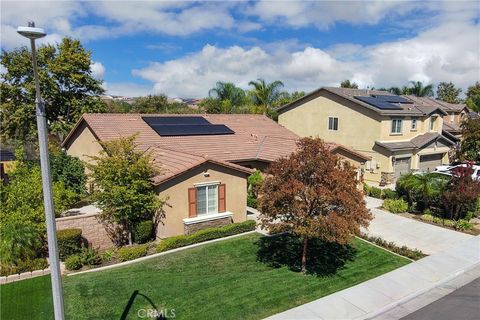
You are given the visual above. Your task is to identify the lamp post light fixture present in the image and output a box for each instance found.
[17,21,65,320]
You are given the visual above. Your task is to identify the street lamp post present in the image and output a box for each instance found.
[17,22,65,320]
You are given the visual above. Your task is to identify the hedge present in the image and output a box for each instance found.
[117,244,149,262]
[157,220,256,253]
[0,258,49,276]
[134,220,154,244]
[57,228,83,260]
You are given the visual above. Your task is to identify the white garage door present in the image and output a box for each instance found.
[394,157,411,178]
[419,154,444,172]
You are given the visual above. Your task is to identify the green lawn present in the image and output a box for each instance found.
[1,233,409,320]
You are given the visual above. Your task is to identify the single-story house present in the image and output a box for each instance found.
[62,113,369,240]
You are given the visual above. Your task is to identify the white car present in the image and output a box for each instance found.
[434,164,480,181]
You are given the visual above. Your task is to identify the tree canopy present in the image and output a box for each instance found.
[465,82,480,112]
[87,135,165,245]
[436,82,462,103]
[208,82,247,107]
[0,38,106,144]
[458,118,480,162]
[248,78,284,113]
[259,138,372,272]
[408,81,434,97]
[340,80,359,89]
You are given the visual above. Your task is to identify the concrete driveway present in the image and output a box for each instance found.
[364,197,472,255]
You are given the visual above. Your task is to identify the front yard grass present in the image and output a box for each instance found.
[1,233,409,320]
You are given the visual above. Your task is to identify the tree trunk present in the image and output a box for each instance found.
[128,230,133,245]
[301,237,308,274]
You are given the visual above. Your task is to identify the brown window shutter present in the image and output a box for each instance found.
[218,184,226,212]
[188,187,197,218]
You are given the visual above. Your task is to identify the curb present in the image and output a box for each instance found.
[362,261,480,320]
[68,230,257,276]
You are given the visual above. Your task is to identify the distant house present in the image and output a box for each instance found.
[0,148,16,184]
[405,96,468,139]
[63,113,368,239]
[277,87,457,186]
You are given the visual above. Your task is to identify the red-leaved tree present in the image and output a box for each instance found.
[442,163,480,220]
[259,138,372,273]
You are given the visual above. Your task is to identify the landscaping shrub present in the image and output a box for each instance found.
[421,214,434,222]
[247,194,258,208]
[455,219,474,231]
[157,220,256,252]
[101,249,116,263]
[0,218,42,264]
[79,245,102,266]
[358,233,426,260]
[57,228,83,260]
[65,255,83,271]
[382,198,408,213]
[133,220,154,244]
[368,186,382,198]
[0,258,49,276]
[363,183,371,195]
[117,244,149,262]
[382,188,398,199]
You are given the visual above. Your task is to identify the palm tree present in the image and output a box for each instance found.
[208,82,246,108]
[248,78,284,113]
[408,81,434,97]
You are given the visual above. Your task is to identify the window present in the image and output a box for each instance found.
[391,119,402,134]
[430,117,436,131]
[411,118,417,130]
[196,184,218,215]
[328,117,338,131]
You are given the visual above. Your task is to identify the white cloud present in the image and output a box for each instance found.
[133,19,479,97]
[90,61,105,79]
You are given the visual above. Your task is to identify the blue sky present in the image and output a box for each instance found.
[1,1,479,98]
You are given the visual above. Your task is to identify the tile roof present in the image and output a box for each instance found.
[403,96,466,113]
[375,132,455,152]
[277,87,451,117]
[0,149,15,162]
[64,114,301,183]
[443,122,461,133]
[65,113,370,183]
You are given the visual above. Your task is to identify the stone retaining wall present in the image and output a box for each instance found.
[184,216,232,234]
[56,213,113,250]
[0,268,51,285]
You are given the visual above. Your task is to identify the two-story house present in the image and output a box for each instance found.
[277,87,456,186]
[404,96,468,139]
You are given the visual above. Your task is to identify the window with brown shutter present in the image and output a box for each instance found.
[188,187,197,218]
[218,184,226,212]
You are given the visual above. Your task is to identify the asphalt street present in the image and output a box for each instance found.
[401,277,480,320]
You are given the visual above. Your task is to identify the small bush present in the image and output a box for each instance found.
[363,183,371,194]
[117,244,148,262]
[65,255,83,271]
[157,220,256,252]
[383,198,408,213]
[133,220,154,244]
[455,219,474,231]
[382,189,398,199]
[421,214,434,222]
[247,195,258,208]
[101,249,116,263]
[57,228,83,260]
[369,186,382,198]
[79,246,102,266]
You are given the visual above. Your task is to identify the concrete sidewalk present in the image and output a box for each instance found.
[267,235,480,320]
[363,197,472,254]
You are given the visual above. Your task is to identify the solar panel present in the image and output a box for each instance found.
[373,95,410,103]
[354,96,403,110]
[148,124,235,136]
[142,116,235,136]
[143,116,210,125]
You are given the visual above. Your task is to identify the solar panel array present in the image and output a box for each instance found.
[142,116,235,136]
[354,95,409,110]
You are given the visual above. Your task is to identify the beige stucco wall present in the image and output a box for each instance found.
[278,92,388,184]
[379,115,443,141]
[65,122,103,164]
[155,163,248,238]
